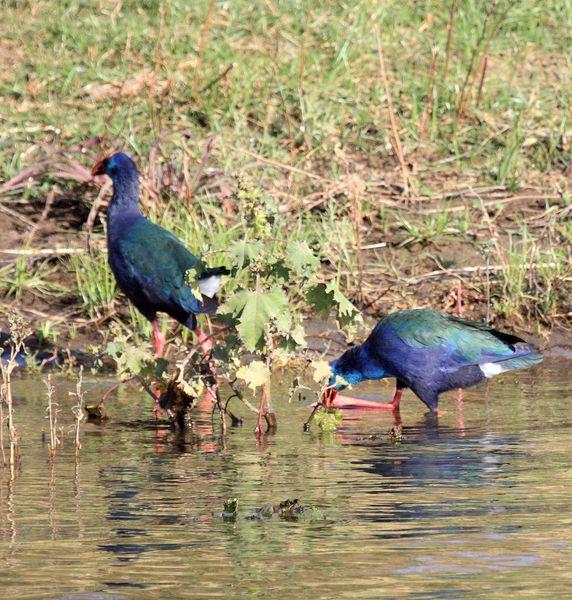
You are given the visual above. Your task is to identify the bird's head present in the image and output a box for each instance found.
[328,347,364,388]
[91,151,138,179]
[322,347,363,403]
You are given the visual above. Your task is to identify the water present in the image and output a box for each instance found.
[1,359,571,598]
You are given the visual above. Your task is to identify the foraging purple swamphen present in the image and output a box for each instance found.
[91,151,228,359]
[324,309,543,413]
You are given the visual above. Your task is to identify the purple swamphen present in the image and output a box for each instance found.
[324,308,543,413]
[92,151,228,360]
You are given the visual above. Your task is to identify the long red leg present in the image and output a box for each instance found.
[255,383,277,434]
[195,327,213,355]
[256,385,267,434]
[325,382,403,411]
[194,327,219,408]
[455,282,464,405]
[150,320,166,419]
[151,319,167,358]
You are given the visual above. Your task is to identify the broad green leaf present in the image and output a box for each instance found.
[306,281,360,326]
[325,280,358,321]
[219,289,250,316]
[305,283,334,316]
[228,239,263,270]
[106,339,154,380]
[285,240,320,278]
[220,287,290,350]
[268,258,290,283]
[236,360,270,392]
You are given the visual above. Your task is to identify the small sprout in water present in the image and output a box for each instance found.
[389,424,403,442]
[313,407,343,432]
[222,498,239,521]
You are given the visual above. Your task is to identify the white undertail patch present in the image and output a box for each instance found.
[198,275,222,298]
[479,362,507,378]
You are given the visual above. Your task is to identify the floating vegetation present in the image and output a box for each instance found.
[309,407,344,433]
[216,498,239,522]
[217,498,325,522]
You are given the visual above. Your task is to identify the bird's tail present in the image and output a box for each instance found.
[497,351,544,372]
[197,265,232,299]
[484,343,543,377]
[203,266,231,277]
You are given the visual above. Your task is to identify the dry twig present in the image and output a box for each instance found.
[375,26,412,196]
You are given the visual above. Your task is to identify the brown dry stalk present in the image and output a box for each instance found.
[348,175,366,304]
[475,193,508,274]
[184,133,219,204]
[200,63,235,94]
[72,366,85,457]
[463,2,515,112]
[86,178,112,255]
[236,145,332,182]
[193,0,217,95]
[442,0,458,82]
[299,2,315,94]
[456,2,495,118]
[45,375,59,459]
[0,249,84,271]
[2,367,18,468]
[96,82,129,161]
[149,5,167,135]
[298,1,316,149]
[25,187,56,246]
[405,263,565,285]
[375,26,411,196]
[475,55,489,106]
[457,1,515,117]
[0,393,4,466]
[418,47,440,149]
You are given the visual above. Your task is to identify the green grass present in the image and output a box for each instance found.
[2,1,569,176]
[69,250,117,319]
[0,1,570,334]
[0,256,66,301]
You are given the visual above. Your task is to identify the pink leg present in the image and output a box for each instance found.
[255,385,267,434]
[455,284,464,402]
[255,384,277,434]
[195,327,213,355]
[150,320,166,419]
[324,383,403,411]
[195,327,219,405]
[152,320,167,358]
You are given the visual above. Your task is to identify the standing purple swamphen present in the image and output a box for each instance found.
[91,151,228,361]
[324,309,543,413]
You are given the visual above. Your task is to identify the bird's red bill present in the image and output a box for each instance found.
[91,150,120,176]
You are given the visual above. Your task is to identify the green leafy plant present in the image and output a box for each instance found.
[218,175,361,431]
[100,175,361,432]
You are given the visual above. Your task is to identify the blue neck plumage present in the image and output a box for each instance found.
[329,345,386,389]
[107,172,143,234]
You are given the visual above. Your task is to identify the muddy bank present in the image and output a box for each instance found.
[1,148,570,357]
